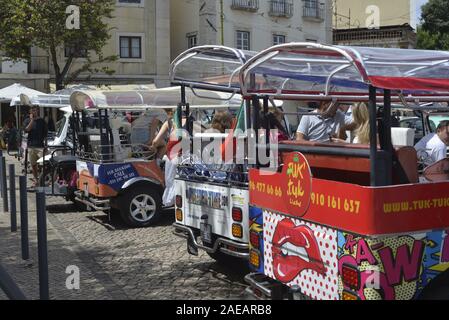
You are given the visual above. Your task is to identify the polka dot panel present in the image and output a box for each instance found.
[262,210,339,300]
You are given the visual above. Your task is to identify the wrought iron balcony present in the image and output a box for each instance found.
[269,1,293,18]
[302,0,324,21]
[231,0,259,12]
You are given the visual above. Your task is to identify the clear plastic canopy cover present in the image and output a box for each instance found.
[70,87,242,111]
[239,43,449,98]
[21,94,71,108]
[170,46,256,92]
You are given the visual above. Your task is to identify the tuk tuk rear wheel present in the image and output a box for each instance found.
[119,186,162,228]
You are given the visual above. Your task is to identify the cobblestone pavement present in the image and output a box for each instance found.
[0,155,249,300]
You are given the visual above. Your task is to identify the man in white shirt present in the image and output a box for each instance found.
[414,120,449,167]
[296,101,352,142]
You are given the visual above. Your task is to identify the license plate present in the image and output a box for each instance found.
[200,223,212,244]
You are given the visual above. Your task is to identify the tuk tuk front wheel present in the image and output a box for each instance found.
[119,186,162,228]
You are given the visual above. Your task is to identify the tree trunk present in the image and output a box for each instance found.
[49,44,65,91]
[55,76,64,91]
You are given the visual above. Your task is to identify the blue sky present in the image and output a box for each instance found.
[416,0,428,21]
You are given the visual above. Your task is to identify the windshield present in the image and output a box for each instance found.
[429,115,449,132]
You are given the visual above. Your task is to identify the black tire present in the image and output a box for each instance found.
[418,271,449,300]
[38,167,56,187]
[118,186,162,228]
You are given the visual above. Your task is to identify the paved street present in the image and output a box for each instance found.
[0,155,249,300]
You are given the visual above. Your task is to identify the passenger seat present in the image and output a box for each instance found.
[391,128,415,147]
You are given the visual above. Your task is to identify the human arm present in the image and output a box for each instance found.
[296,116,309,141]
[150,120,169,148]
[24,116,34,133]
[148,118,162,144]
[435,146,448,163]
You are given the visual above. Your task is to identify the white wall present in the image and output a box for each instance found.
[170,0,199,60]
[170,0,332,60]
[53,0,171,83]
[222,1,330,51]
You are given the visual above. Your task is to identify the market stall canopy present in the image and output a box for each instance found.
[239,43,449,102]
[170,45,256,93]
[70,87,242,111]
[0,83,45,104]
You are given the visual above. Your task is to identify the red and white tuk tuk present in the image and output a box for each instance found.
[240,43,449,300]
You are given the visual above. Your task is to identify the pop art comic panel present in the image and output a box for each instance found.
[337,230,449,300]
[263,211,339,300]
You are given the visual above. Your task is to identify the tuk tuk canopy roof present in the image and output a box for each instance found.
[13,93,71,108]
[10,84,96,108]
[239,43,449,101]
[170,46,256,93]
[70,87,242,111]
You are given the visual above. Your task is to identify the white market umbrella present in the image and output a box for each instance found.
[0,83,45,105]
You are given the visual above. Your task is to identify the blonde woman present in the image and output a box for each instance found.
[352,102,370,144]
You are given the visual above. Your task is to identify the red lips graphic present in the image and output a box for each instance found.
[272,219,326,283]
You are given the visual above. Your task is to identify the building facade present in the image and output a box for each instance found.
[0,52,50,93]
[171,0,333,60]
[332,0,417,48]
[43,0,171,87]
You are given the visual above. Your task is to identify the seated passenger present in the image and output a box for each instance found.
[351,102,370,144]
[415,120,449,167]
[261,107,289,142]
[149,109,175,159]
[209,111,233,133]
[296,101,351,142]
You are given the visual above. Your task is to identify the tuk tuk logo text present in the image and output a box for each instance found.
[284,153,312,217]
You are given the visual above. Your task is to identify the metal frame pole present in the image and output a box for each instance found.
[36,191,49,300]
[0,264,27,300]
[382,89,393,186]
[0,152,3,199]
[9,164,17,232]
[2,156,8,211]
[368,85,378,186]
[19,176,29,260]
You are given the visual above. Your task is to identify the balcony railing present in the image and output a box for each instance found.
[231,0,259,12]
[303,1,324,21]
[269,1,293,18]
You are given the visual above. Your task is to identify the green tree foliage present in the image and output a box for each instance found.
[0,0,117,90]
[417,0,449,50]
